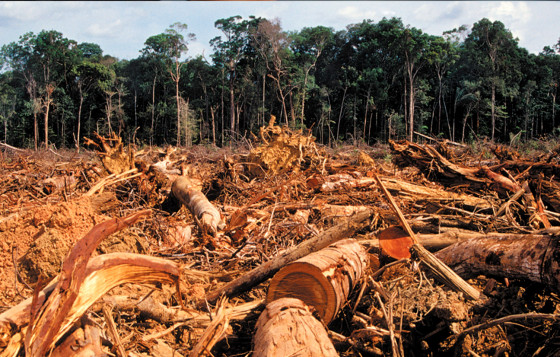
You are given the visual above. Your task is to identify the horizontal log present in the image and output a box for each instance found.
[435,233,560,293]
[172,176,225,235]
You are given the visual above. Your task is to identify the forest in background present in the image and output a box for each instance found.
[0,15,559,150]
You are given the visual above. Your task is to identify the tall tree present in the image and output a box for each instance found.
[290,26,333,127]
[464,19,518,141]
[143,23,195,146]
[253,18,293,126]
[211,16,261,138]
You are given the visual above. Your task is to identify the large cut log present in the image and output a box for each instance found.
[205,209,373,304]
[172,176,225,236]
[435,233,560,293]
[267,238,368,324]
[253,298,338,357]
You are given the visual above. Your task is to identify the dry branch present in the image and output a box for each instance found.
[205,208,373,304]
[24,210,152,356]
[267,238,368,324]
[253,298,338,357]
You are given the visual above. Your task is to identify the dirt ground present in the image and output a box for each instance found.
[1,128,560,356]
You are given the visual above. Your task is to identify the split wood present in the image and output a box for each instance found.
[205,208,373,304]
[373,173,481,300]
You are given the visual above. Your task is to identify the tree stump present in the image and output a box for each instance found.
[266,238,368,324]
[253,297,338,357]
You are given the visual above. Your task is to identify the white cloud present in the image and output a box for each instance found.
[337,6,377,23]
[86,19,124,38]
[488,1,531,24]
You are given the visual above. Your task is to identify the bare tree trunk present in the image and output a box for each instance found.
[336,85,348,142]
[43,84,55,150]
[491,80,496,141]
[76,89,83,152]
[363,87,371,143]
[210,106,216,146]
[552,92,557,130]
[150,74,157,147]
[175,64,181,147]
[435,233,560,294]
[229,67,235,138]
[408,65,415,142]
[267,239,368,324]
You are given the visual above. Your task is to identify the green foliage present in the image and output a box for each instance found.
[0,16,559,149]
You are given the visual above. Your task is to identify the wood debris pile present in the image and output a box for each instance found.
[1,130,560,356]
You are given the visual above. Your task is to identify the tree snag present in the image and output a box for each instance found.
[267,238,368,324]
[253,298,338,357]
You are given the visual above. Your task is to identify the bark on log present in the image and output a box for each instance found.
[205,209,373,304]
[435,233,560,293]
[253,298,338,357]
[172,176,225,236]
[267,238,368,324]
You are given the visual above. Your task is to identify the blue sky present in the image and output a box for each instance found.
[0,1,558,61]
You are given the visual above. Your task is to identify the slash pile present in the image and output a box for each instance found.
[1,128,560,357]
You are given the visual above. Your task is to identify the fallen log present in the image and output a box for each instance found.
[435,232,560,293]
[172,176,225,236]
[253,298,338,357]
[205,208,373,304]
[267,238,368,324]
[308,174,493,211]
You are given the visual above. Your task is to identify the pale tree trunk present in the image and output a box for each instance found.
[210,106,216,146]
[461,106,472,143]
[171,60,182,147]
[42,84,55,150]
[104,91,114,135]
[76,87,83,152]
[363,87,371,143]
[229,68,235,137]
[150,75,156,146]
[552,92,556,130]
[407,63,415,142]
[336,85,348,142]
[491,81,496,141]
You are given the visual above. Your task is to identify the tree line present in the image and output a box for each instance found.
[0,16,559,150]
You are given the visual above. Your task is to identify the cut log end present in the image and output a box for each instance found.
[266,238,368,324]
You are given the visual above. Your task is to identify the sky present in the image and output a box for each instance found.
[0,1,559,61]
